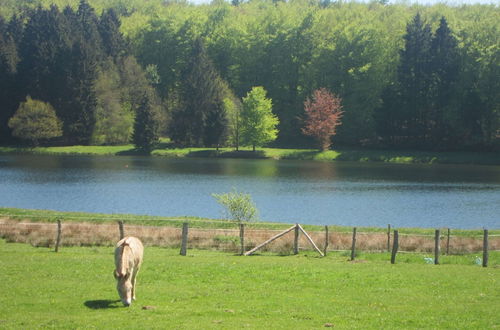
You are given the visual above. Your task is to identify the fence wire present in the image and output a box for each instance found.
[0,220,497,254]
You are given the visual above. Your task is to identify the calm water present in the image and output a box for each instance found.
[0,155,499,229]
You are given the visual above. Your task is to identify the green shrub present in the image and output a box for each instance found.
[212,189,259,222]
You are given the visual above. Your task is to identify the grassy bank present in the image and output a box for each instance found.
[1,142,499,165]
[2,207,498,236]
[0,239,498,328]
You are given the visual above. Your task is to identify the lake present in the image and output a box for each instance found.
[0,155,499,229]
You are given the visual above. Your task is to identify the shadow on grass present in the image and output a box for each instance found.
[116,149,151,156]
[280,150,320,160]
[219,150,267,159]
[187,150,267,159]
[84,299,121,309]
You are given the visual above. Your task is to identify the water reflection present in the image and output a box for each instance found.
[0,155,499,229]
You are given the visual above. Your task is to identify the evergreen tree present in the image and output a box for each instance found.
[397,13,433,146]
[170,39,228,147]
[0,17,20,142]
[76,0,103,59]
[99,8,125,59]
[17,5,72,103]
[62,40,98,144]
[429,16,461,147]
[133,91,161,152]
[374,84,403,146]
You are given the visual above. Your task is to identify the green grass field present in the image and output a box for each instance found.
[1,142,499,165]
[0,239,498,329]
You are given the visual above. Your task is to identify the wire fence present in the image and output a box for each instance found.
[1,219,498,256]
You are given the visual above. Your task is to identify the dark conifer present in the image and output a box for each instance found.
[133,90,161,152]
[63,40,98,144]
[99,8,125,59]
[429,16,461,147]
[397,13,433,146]
[170,38,228,147]
[0,17,20,142]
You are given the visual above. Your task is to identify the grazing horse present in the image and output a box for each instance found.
[114,236,144,306]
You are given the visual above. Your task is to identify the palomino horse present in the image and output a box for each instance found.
[114,236,144,306]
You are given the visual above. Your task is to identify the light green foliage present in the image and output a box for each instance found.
[240,87,279,151]
[0,240,499,328]
[91,64,134,145]
[212,189,259,222]
[223,95,241,149]
[8,97,62,146]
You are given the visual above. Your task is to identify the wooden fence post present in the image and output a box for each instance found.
[55,220,62,253]
[391,230,398,264]
[387,224,391,252]
[239,223,245,255]
[483,229,489,268]
[434,229,441,265]
[324,225,329,256]
[294,224,299,255]
[446,228,450,255]
[118,221,124,240]
[180,223,188,256]
[350,227,357,261]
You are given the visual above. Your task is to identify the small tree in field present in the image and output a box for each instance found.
[302,88,343,151]
[8,96,63,146]
[212,189,259,222]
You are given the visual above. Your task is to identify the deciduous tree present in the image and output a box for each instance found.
[302,88,343,151]
[8,96,62,146]
[240,86,279,151]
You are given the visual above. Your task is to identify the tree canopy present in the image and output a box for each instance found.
[0,0,498,151]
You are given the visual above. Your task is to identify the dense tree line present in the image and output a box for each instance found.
[0,0,161,149]
[0,0,498,151]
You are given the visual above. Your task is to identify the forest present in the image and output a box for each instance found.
[0,0,498,151]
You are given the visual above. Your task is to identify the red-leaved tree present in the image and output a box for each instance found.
[302,88,344,151]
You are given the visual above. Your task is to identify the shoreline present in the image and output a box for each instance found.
[1,207,498,234]
[1,144,499,166]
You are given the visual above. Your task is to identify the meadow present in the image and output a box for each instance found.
[0,239,499,329]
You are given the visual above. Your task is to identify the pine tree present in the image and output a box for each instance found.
[76,0,103,59]
[170,39,228,147]
[63,40,98,144]
[0,17,20,142]
[374,84,403,146]
[99,8,125,59]
[18,6,72,102]
[429,16,460,147]
[397,13,433,146]
[133,91,161,152]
